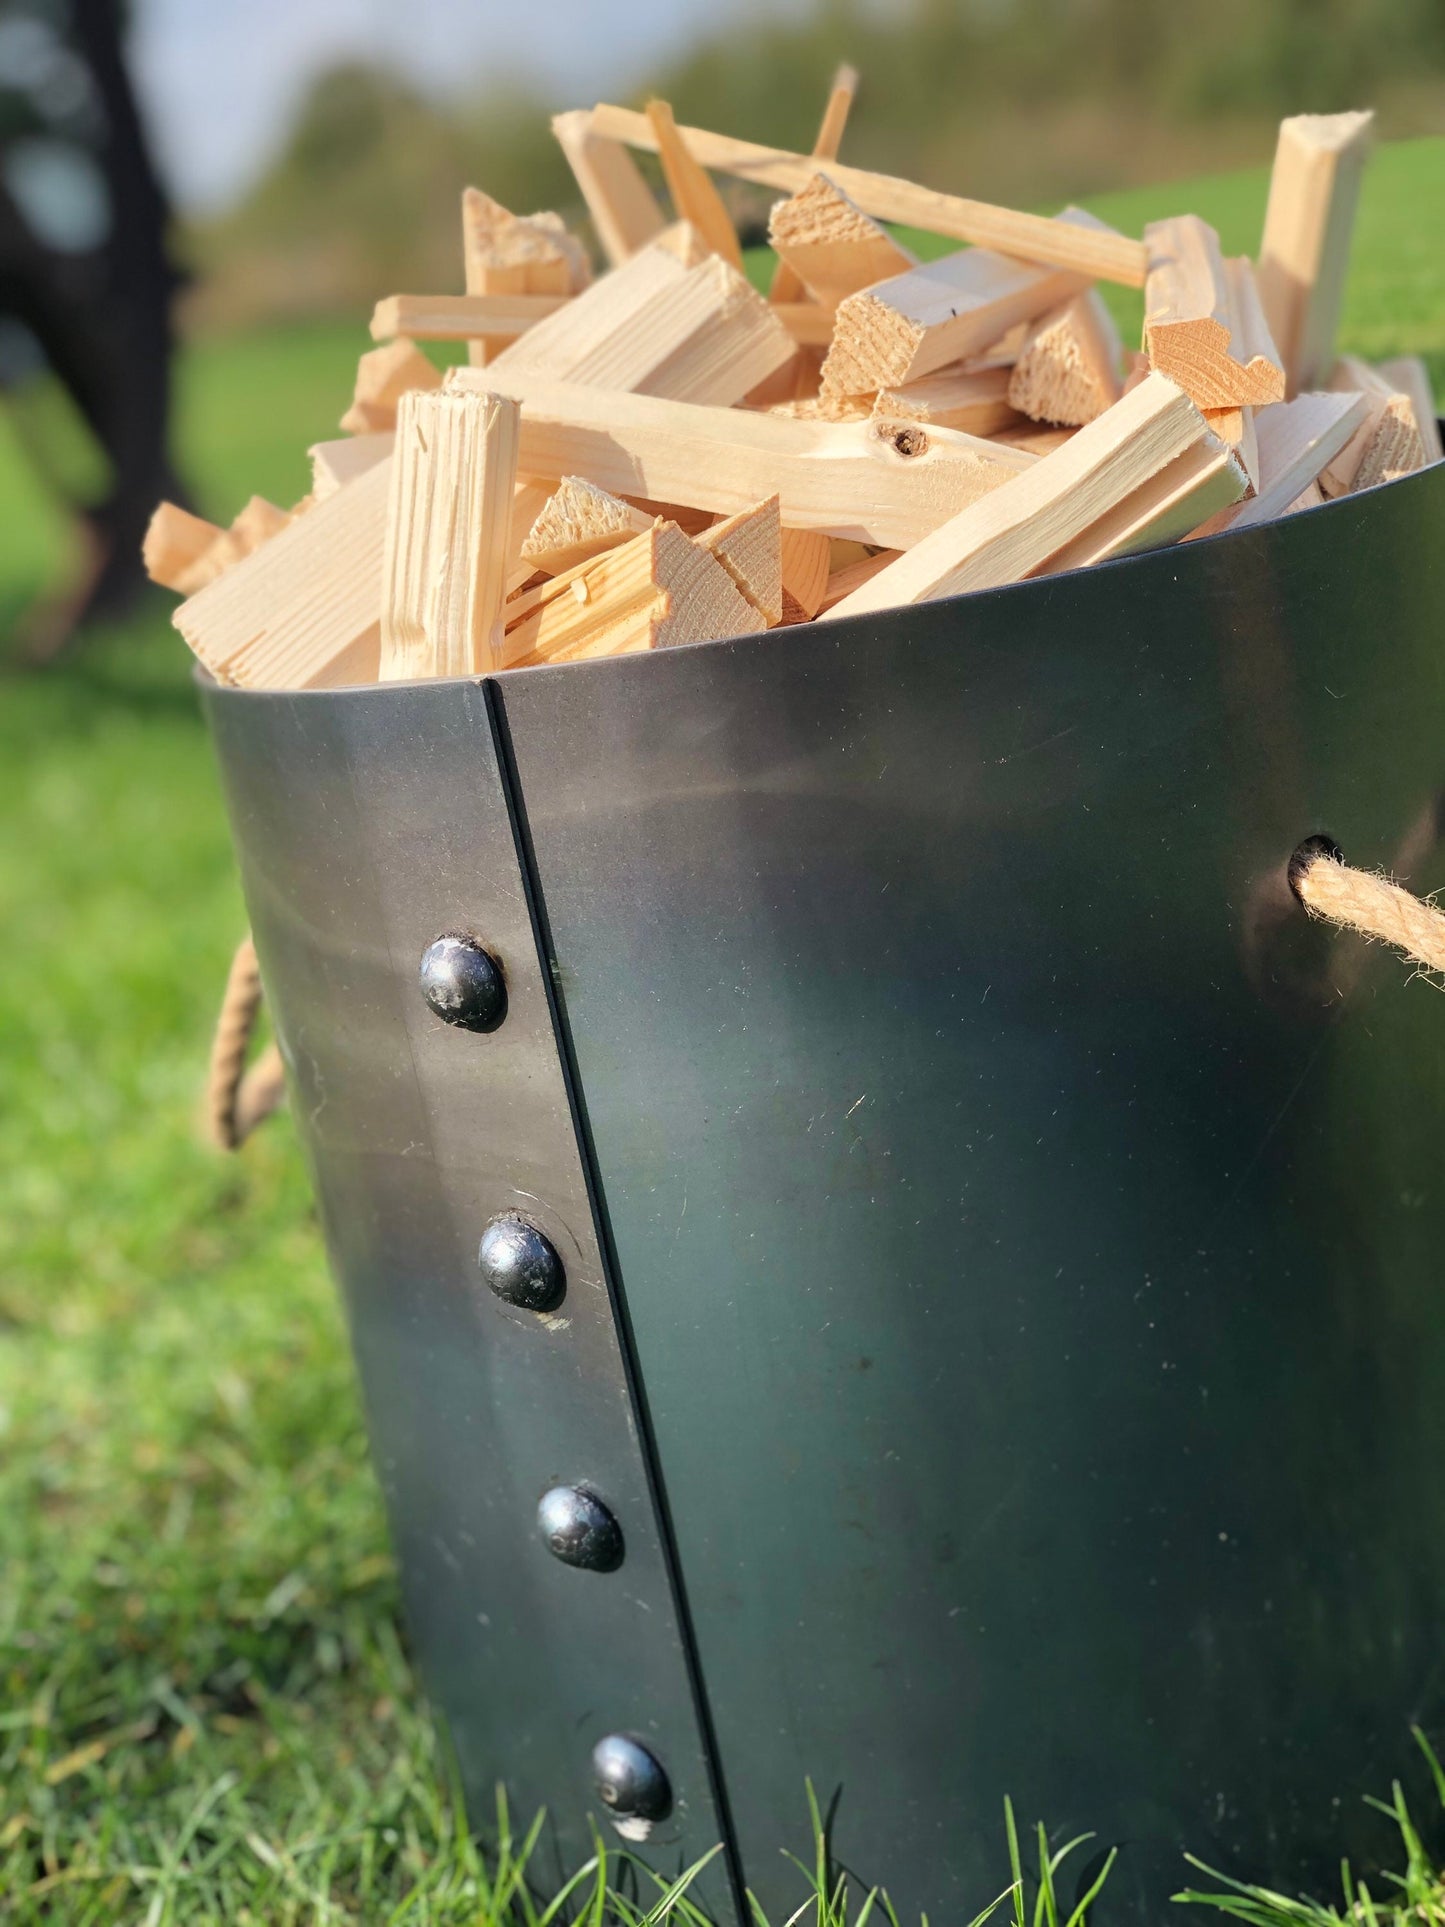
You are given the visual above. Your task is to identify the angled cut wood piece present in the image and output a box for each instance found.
[551,109,666,266]
[1008,289,1122,426]
[586,104,1149,285]
[520,475,654,575]
[1375,356,1443,463]
[456,374,1034,547]
[174,457,391,690]
[768,174,915,308]
[647,99,743,268]
[1038,438,1246,574]
[874,362,1018,436]
[487,244,794,406]
[462,190,590,298]
[1257,111,1374,395]
[144,502,223,593]
[770,64,858,305]
[310,432,395,501]
[821,207,1103,394]
[461,189,590,367]
[822,372,1235,617]
[1144,220,1284,409]
[381,388,520,680]
[502,521,765,667]
[371,293,569,344]
[1320,356,1427,495]
[1193,389,1368,535]
[151,496,294,596]
[341,337,442,434]
[699,497,783,624]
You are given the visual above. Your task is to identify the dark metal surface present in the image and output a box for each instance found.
[491,466,1445,1921]
[200,676,730,1900]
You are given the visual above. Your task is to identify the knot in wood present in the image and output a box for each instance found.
[875,420,930,459]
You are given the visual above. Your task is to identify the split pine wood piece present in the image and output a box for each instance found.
[1257,111,1374,394]
[1320,357,1426,496]
[817,549,899,613]
[992,422,1076,455]
[1037,439,1246,575]
[771,391,875,423]
[873,362,1018,437]
[1202,405,1260,492]
[1283,480,1325,515]
[1007,290,1122,426]
[1144,221,1284,409]
[653,219,712,268]
[143,502,224,593]
[461,189,590,367]
[310,432,394,501]
[768,174,915,309]
[380,389,520,681]
[489,244,794,406]
[773,302,843,350]
[699,497,783,624]
[520,475,654,575]
[820,208,1106,394]
[551,109,666,267]
[371,293,569,345]
[1376,356,1443,463]
[584,104,1149,286]
[770,64,858,306]
[462,192,590,297]
[148,495,294,596]
[341,337,442,434]
[455,374,1034,548]
[174,458,391,690]
[1192,390,1368,536]
[503,480,556,591]
[646,99,743,269]
[620,495,715,537]
[489,243,686,377]
[502,521,765,668]
[779,527,831,619]
[822,373,1237,618]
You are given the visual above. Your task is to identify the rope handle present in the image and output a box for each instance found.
[1289,835,1445,979]
[207,935,287,1150]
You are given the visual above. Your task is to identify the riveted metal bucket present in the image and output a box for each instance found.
[201,460,1445,1924]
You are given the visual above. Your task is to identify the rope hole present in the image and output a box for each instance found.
[1286,833,1344,903]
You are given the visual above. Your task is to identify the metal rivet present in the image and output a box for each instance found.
[538,1486,624,1572]
[419,934,506,1033]
[591,1734,671,1839]
[479,1215,565,1312]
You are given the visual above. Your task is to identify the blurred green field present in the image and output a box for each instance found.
[1,140,1443,1921]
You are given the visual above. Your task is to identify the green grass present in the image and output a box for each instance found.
[3,140,1445,1921]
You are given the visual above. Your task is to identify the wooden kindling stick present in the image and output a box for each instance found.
[1289,836,1445,978]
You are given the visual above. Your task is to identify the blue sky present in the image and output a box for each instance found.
[129,0,808,210]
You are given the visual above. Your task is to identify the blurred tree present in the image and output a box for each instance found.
[187,0,1445,330]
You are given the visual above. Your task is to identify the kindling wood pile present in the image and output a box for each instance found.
[146,89,1443,688]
